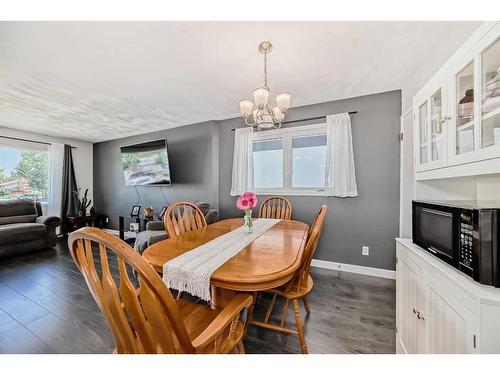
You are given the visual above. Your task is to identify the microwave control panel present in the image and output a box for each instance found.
[459,210,474,270]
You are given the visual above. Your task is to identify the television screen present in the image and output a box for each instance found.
[120,139,172,186]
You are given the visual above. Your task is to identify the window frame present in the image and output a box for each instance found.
[251,123,327,196]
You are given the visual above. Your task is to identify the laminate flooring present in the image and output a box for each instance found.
[0,240,396,354]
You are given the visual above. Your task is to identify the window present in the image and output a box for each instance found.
[0,140,49,202]
[252,138,283,189]
[251,124,327,195]
[292,134,327,188]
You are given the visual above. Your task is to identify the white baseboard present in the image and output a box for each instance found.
[311,259,396,280]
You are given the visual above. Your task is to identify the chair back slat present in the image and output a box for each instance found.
[138,282,179,353]
[117,256,156,353]
[258,196,292,220]
[78,239,104,310]
[286,205,328,293]
[164,202,207,238]
[68,227,195,353]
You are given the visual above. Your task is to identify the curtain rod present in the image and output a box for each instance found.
[0,135,78,149]
[231,111,357,131]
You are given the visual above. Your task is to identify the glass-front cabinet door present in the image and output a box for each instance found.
[414,74,447,171]
[455,61,475,155]
[431,89,444,162]
[418,100,429,165]
[480,37,500,149]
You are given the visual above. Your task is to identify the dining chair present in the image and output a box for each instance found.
[247,204,327,354]
[68,227,252,354]
[164,202,208,238]
[258,196,293,220]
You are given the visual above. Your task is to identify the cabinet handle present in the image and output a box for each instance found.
[412,308,417,314]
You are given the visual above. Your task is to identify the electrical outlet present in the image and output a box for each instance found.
[362,246,369,256]
[105,217,109,223]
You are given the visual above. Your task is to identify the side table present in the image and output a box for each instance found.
[63,214,108,235]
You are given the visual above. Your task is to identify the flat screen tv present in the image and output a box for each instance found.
[120,139,172,186]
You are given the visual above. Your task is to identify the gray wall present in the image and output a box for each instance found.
[93,90,401,271]
[93,121,219,229]
[218,90,401,270]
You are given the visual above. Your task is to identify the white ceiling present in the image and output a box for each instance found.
[0,22,477,143]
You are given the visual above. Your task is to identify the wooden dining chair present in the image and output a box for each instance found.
[259,196,292,220]
[247,204,327,354]
[68,227,252,354]
[164,202,207,238]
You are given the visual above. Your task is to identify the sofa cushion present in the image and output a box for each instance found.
[0,199,38,225]
[0,223,47,245]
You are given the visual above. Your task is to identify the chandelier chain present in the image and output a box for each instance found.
[263,51,269,90]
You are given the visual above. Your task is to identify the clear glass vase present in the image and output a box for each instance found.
[244,210,253,234]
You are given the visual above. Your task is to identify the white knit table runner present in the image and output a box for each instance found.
[162,218,281,302]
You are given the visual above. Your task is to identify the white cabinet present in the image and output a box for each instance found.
[423,276,478,353]
[396,239,500,354]
[396,255,424,353]
[396,254,477,354]
[414,22,500,180]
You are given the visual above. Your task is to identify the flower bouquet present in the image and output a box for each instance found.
[236,192,258,234]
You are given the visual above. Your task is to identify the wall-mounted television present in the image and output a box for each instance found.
[120,139,172,186]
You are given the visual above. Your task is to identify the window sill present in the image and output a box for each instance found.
[254,189,326,197]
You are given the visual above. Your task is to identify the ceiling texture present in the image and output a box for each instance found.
[0,21,478,143]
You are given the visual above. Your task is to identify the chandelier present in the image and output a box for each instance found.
[239,41,291,131]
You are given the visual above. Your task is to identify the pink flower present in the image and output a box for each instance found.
[237,192,258,210]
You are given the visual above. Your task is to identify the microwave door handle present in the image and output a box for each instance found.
[428,245,453,259]
[422,208,453,218]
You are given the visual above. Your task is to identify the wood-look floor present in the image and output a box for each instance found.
[0,240,396,354]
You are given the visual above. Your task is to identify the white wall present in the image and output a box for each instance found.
[0,126,93,204]
[401,22,482,113]
[476,175,500,201]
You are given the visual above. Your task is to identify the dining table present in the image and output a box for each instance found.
[142,218,309,308]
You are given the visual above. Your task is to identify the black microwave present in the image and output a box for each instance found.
[412,200,500,287]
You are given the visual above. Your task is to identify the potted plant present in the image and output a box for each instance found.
[74,188,92,216]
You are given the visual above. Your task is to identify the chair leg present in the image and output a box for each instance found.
[244,292,258,336]
[176,291,183,299]
[280,298,289,326]
[237,340,245,354]
[302,296,311,316]
[264,293,277,323]
[292,299,308,354]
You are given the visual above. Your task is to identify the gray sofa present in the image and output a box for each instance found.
[0,199,62,258]
[134,201,219,254]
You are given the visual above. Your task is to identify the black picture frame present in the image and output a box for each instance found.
[158,206,167,220]
[130,205,141,217]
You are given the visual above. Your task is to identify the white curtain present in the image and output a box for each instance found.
[325,113,358,197]
[230,127,254,196]
[47,143,65,218]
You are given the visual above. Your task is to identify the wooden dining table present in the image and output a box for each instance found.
[142,218,309,308]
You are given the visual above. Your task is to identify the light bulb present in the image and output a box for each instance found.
[253,88,270,107]
[273,106,284,122]
[275,92,291,112]
[239,100,254,117]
